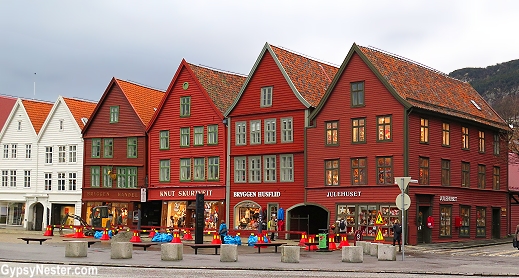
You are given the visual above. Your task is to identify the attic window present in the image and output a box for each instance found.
[470,100,481,110]
[81,117,88,125]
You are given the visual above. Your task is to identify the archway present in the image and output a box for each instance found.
[33,203,44,231]
[287,203,328,239]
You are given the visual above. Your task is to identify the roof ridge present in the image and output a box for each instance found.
[63,96,98,103]
[192,63,247,77]
[21,98,53,104]
[116,78,166,93]
[270,44,340,68]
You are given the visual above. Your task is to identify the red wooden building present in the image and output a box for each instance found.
[146,60,246,229]
[306,44,509,244]
[82,78,164,228]
[225,43,338,235]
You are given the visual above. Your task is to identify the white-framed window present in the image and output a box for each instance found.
[208,125,218,145]
[68,172,77,190]
[264,155,276,182]
[9,170,16,187]
[261,86,273,107]
[249,156,261,183]
[117,168,127,188]
[127,168,137,188]
[44,173,52,190]
[250,120,261,145]
[25,144,31,159]
[3,145,8,159]
[69,145,77,163]
[264,119,276,144]
[45,147,53,164]
[91,167,100,187]
[194,126,204,146]
[236,122,246,145]
[180,127,190,147]
[11,144,17,159]
[1,170,8,187]
[208,157,219,181]
[194,158,205,181]
[24,170,30,188]
[159,160,170,182]
[180,158,191,181]
[58,145,66,163]
[234,157,246,183]
[102,167,112,188]
[281,117,293,143]
[280,154,294,182]
[110,106,119,123]
[57,172,65,190]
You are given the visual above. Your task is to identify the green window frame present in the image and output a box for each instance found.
[127,137,137,158]
[194,158,205,181]
[91,139,101,158]
[194,126,204,146]
[103,138,113,158]
[351,81,364,107]
[208,125,218,145]
[325,159,339,186]
[326,121,338,146]
[159,130,170,150]
[91,166,100,187]
[377,116,392,141]
[351,157,366,185]
[352,118,365,143]
[180,96,191,117]
[110,106,119,123]
[208,157,219,181]
[116,167,137,188]
[102,167,112,188]
[180,127,190,147]
[159,160,170,182]
[180,158,191,181]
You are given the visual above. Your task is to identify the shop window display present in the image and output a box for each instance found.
[440,205,452,236]
[235,201,261,230]
[337,205,356,233]
[476,207,486,237]
[380,205,400,237]
[85,202,128,227]
[167,201,187,228]
[336,203,401,238]
[460,206,470,237]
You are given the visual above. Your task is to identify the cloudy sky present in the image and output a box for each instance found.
[1,1,518,103]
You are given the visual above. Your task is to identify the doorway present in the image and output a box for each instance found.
[417,206,432,244]
[287,204,328,239]
[34,203,44,231]
[492,207,501,239]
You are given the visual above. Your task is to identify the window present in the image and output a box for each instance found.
[476,207,486,237]
[376,157,393,185]
[1,170,7,187]
[478,131,485,153]
[461,162,470,188]
[110,106,119,123]
[9,170,16,187]
[59,119,64,131]
[17,121,21,131]
[325,121,338,145]
[58,145,66,163]
[208,125,218,145]
[377,116,391,141]
[460,206,470,237]
[127,137,137,158]
[180,127,190,147]
[25,144,31,159]
[261,86,272,107]
[24,170,30,188]
[194,126,204,146]
[44,173,52,190]
[478,165,486,189]
[68,172,77,190]
[235,122,246,145]
[11,144,17,158]
[439,205,452,237]
[249,156,261,183]
[351,158,366,185]
[117,167,137,188]
[208,157,219,181]
[234,157,246,183]
[442,123,450,146]
[493,134,500,155]
[180,96,191,117]
[264,119,276,144]
[128,168,138,188]
[419,157,429,185]
[103,167,112,188]
[194,158,205,181]
[280,154,293,182]
[159,130,170,150]
[117,168,126,188]
[493,167,500,190]
[250,120,261,145]
[180,158,191,181]
[462,127,469,150]
[264,155,276,182]
[104,139,113,158]
[420,118,429,143]
[91,167,100,187]
[351,82,364,107]
[3,145,8,159]
[352,118,366,143]
[91,139,100,158]
[325,159,339,186]
[281,117,293,143]
[69,145,76,163]
[45,147,53,163]
[441,159,450,186]
[159,160,170,182]
[57,172,65,191]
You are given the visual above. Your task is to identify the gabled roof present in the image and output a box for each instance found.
[115,79,165,126]
[225,42,339,116]
[62,97,97,130]
[21,99,53,134]
[312,43,508,130]
[0,95,17,131]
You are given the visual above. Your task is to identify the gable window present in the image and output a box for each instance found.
[476,207,486,237]
[460,206,470,237]
[419,157,429,185]
[59,120,64,131]
[461,162,470,188]
[234,157,246,183]
[264,119,276,144]
[326,121,339,145]
[493,166,500,190]
[91,167,100,187]
[250,120,261,145]
[208,125,218,145]
[351,81,364,107]
[440,205,452,237]
[441,159,450,186]
[180,96,191,117]
[45,146,53,164]
[493,134,500,155]
[377,116,391,141]
[103,139,113,158]
[160,130,169,150]
[263,155,276,182]
[180,127,190,147]
[58,145,66,163]
[352,118,366,143]
[462,127,469,150]
[208,157,219,181]
[17,121,22,131]
[235,122,246,146]
[249,156,261,183]
[351,157,366,185]
[24,170,31,188]
[25,144,31,159]
[325,159,339,186]
[69,145,76,163]
[478,131,485,153]
[127,137,137,158]
[376,157,393,184]
[159,160,170,182]
[57,172,65,191]
[281,117,293,143]
[9,170,16,187]
[110,106,119,123]
[68,172,77,190]
[194,158,205,181]
[3,145,8,159]
[194,126,204,146]
[103,167,112,187]
[91,139,100,158]
[1,171,7,187]
[180,158,191,181]
[261,86,273,107]
[478,165,486,189]
[44,173,52,190]
[442,123,450,146]
[420,118,429,143]
[280,154,293,182]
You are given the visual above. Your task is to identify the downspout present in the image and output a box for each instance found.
[225,117,231,225]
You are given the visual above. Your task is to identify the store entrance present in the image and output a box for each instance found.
[288,204,328,239]
[141,201,161,227]
[417,206,432,244]
[492,207,500,239]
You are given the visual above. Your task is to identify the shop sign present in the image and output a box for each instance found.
[159,190,214,197]
[233,191,281,198]
[439,196,457,202]
[326,191,361,198]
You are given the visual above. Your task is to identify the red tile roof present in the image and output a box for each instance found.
[188,63,246,114]
[269,44,339,107]
[62,97,97,130]
[357,45,507,129]
[0,95,17,131]
[21,99,53,134]
[115,79,165,126]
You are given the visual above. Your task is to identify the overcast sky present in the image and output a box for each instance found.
[1,1,518,103]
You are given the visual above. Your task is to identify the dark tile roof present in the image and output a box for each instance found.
[115,79,165,126]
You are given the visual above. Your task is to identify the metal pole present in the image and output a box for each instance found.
[401,177,405,261]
